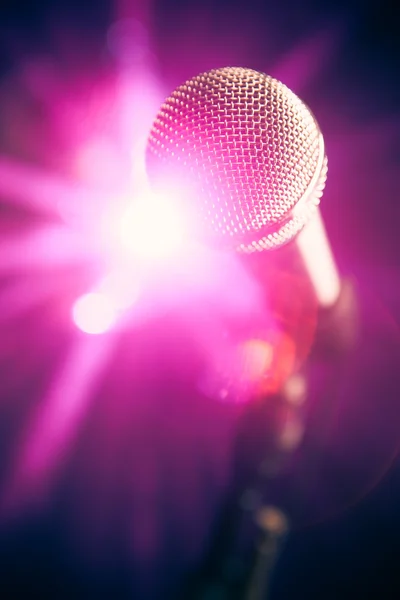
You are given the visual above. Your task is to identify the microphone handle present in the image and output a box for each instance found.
[181,279,358,600]
[181,385,295,600]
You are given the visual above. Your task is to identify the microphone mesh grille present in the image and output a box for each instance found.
[146,67,327,251]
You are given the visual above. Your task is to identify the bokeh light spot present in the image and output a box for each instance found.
[72,292,117,335]
[239,339,274,382]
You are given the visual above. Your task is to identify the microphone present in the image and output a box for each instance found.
[145,68,357,599]
[146,66,341,309]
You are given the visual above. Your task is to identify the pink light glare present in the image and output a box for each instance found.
[0,335,114,517]
[0,224,95,274]
[0,154,111,225]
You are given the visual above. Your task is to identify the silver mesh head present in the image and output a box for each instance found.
[146,67,327,251]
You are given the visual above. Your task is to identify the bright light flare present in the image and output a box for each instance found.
[118,191,186,262]
[72,292,118,335]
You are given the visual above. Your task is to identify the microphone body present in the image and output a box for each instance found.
[296,207,340,308]
[146,67,356,600]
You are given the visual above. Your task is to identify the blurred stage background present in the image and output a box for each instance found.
[0,0,399,598]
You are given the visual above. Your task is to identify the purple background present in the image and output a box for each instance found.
[0,0,399,598]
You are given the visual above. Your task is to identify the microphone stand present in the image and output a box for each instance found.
[180,279,358,600]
